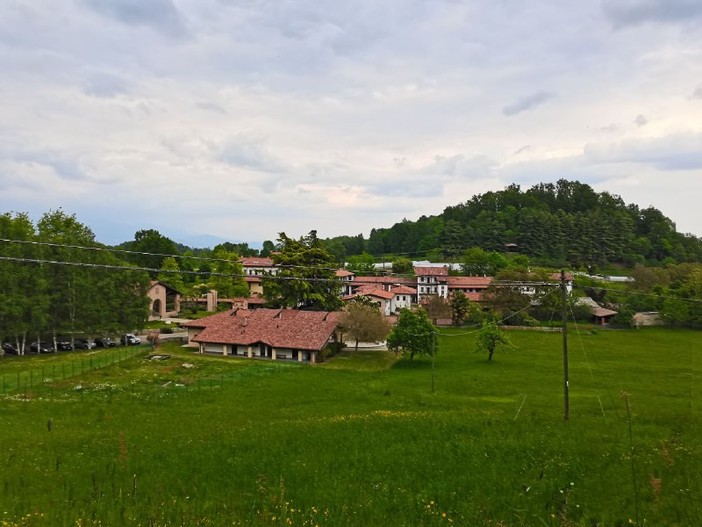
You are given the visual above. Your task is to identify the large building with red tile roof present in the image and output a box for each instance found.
[182,308,339,363]
[342,282,416,315]
[446,276,493,302]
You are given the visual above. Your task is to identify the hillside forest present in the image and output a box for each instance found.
[324,179,702,267]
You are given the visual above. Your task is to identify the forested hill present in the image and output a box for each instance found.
[325,180,702,268]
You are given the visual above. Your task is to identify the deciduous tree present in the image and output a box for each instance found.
[391,257,413,275]
[387,308,436,359]
[449,290,470,326]
[340,302,391,351]
[423,294,451,324]
[476,320,513,361]
[208,248,248,299]
[346,252,376,274]
[122,229,178,273]
[158,256,185,294]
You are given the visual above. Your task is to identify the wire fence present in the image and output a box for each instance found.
[0,346,146,395]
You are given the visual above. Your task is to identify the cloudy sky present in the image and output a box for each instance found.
[1,0,701,246]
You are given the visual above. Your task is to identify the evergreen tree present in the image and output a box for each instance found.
[263,231,341,310]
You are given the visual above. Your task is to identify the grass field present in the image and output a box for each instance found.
[0,327,700,526]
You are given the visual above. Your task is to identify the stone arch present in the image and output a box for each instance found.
[151,298,163,317]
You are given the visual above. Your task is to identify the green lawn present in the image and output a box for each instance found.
[0,327,700,526]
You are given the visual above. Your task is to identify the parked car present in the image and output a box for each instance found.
[94,337,117,348]
[29,342,52,353]
[2,342,19,355]
[56,338,73,351]
[73,338,95,350]
[120,333,141,346]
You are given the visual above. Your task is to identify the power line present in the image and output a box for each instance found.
[0,255,342,285]
[0,237,236,264]
[0,237,373,275]
[2,236,701,305]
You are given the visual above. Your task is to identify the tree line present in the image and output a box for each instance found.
[0,211,149,351]
[0,212,266,351]
[323,180,702,268]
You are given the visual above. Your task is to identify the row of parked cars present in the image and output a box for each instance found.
[1,334,142,355]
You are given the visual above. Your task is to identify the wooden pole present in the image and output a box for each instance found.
[561,270,570,420]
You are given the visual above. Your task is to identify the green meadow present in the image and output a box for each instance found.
[0,327,700,526]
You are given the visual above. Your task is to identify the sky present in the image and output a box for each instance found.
[1,0,701,247]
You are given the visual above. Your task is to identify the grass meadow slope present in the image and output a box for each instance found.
[0,327,700,526]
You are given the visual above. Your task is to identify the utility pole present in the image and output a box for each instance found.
[431,330,436,394]
[561,270,570,420]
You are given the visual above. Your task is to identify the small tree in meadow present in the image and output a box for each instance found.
[340,300,391,351]
[387,308,436,359]
[476,320,512,361]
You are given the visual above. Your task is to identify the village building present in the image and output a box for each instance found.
[240,256,277,296]
[147,281,182,319]
[575,297,618,325]
[336,269,356,295]
[415,266,450,301]
[182,308,340,364]
[244,275,265,296]
[343,283,417,316]
[240,256,278,276]
[446,276,493,302]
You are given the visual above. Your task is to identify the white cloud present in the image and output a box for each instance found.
[0,0,700,244]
